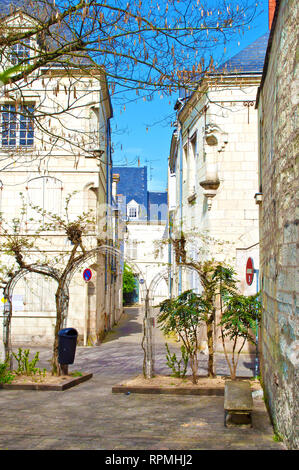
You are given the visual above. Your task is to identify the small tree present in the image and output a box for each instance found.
[0,193,98,375]
[158,290,207,384]
[170,233,238,377]
[30,193,98,375]
[219,293,261,379]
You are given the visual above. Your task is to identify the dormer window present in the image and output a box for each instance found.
[10,37,31,65]
[127,199,139,220]
[129,207,137,218]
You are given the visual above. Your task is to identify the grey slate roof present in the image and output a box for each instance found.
[113,166,167,221]
[113,166,148,211]
[220,32,270,74]
[176,32,270,111]
[147,191,168,222]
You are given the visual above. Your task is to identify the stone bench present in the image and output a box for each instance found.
[224,380,253,428]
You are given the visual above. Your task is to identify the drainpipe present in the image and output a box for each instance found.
[178,120,183,295]
[168,210,173,298]
[255,268,260,377]
[84,282,88,346]
[105,118,112,324]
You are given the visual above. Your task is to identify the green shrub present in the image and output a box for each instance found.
[70,370,83,377]
[0,361,15,384]
[12,348,45,377]
[123,263,136,294]
[165,343,189,378]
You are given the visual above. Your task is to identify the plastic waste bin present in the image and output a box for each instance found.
[58,328,78,365]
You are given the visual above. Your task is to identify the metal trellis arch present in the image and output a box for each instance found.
[2,264,68,361]
[143,264,203,378]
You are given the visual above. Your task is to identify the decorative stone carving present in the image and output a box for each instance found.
[199,185,219,210]
[200,124,228,210]
[205,123,228,152]
[199,163,220,211]
[205,126,218,146]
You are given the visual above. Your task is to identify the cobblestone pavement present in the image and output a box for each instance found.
[0,307,286,451]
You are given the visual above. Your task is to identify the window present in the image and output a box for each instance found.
[1,104,34,148]
[14,272,56,314]
[129,207,137,218]
[27,177,62,227]
[10,38,31,65]
[190,133,197,159]
[127,200,139,220]
[189,133,197,194]
[86,187,97,231]
[126,239,138,259]
[88,107,103,154]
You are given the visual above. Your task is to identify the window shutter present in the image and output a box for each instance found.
[27,177,62,228]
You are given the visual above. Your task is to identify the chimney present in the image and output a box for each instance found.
[269,0,276,29]
[112,173,120,199]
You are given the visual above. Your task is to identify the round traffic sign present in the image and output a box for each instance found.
[83,268,92,282]
[246,258,254,286]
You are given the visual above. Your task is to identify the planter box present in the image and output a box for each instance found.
[0,373,93,391]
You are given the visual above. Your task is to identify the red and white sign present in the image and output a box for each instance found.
[246,257,254,286]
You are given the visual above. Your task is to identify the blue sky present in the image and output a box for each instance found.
[111,0,270,192]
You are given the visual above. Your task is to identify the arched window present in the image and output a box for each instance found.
[18,273,57,314]
[87,107,105,155]
[86,186,97,232]
[87,187,97,213]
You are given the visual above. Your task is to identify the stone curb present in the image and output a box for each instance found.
[112,384,225,395]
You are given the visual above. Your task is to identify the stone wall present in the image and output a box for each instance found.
[257,0,299,449]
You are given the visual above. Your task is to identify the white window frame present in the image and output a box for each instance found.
[127,199,139,220]
[10,37,31,65]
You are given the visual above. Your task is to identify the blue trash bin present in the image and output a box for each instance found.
[58,328,78,365]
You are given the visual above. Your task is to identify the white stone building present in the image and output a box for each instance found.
[125,220,169,304]
[168,33,271,353]
[168,33,270,298]
[113,166,169,304]
[0,10,122,347]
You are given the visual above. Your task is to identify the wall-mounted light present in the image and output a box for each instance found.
[254,192,263,205]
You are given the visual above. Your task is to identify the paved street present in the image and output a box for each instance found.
[0,307,286,450]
